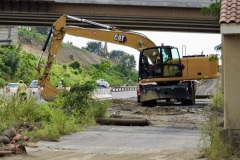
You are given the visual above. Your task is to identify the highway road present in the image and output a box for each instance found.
[22,125,200,160]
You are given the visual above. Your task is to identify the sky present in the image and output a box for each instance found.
[63,31,222,69]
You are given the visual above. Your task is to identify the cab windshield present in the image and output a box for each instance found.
[139,46,182,79]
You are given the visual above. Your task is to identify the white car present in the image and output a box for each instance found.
[5,83,19,94]
[96,79,111,89]
[29,80,38,88]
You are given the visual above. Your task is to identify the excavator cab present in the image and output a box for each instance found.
[138,45,219,106]
[139,46,182,80]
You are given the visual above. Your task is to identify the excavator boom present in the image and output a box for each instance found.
[37,14,156,101]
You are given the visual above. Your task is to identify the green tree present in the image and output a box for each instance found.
[109,50,137,80]
[119,54,136,71]
[2,47,20,79]
[69,60,81,69]
[201,0,221,51]
[0,58,10,83]
[91,60,110,80]
[109,50,125,61]
[214,44,222,52]
[82,41,104,55]
[126,55,136,71]
[36,27,50,35]
[201,0,220,22]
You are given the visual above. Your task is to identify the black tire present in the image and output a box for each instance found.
[142,101,148,106]
[181,99,188,105]
[188,81,196,105]
[181,81,196,105]
[142,99,157,107]
[137,95,141,103]
[166,98,171,103]
[149,99,157,107]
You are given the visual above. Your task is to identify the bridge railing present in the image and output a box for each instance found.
[110,86,210,99]
[111,86,137,92]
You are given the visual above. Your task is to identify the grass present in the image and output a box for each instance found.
[198,82,239,159]
[0,82,110,142]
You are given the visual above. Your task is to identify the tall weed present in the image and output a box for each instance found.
[51,81,109,125]
[199,82,238,159]
[0,94,80,141]
[210,91,224,113]
[199,112,231,159]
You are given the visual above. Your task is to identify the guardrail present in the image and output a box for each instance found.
[111,86,137,92]
[0,88,113,102]
[29,88,113,101]
[110,87,212,99]
[0,88,211,100]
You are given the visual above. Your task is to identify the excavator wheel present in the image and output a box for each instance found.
[181,81,196,105]
[180,99,188,105]
[189,81,196,105]
[137,95,141,103]
[142,99,157,107]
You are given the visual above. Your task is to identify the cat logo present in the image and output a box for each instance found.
[114,34,127,43]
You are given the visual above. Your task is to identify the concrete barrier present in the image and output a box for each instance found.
[92,88,112,100]
[0,86,113,102]
[26,87,113,102]
[27,88,42,101]
[26,88,49,104]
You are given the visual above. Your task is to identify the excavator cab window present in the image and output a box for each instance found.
[139,47,162,79]
[139,46,182,79]
[162,47,182,77]
[139,52,151,78]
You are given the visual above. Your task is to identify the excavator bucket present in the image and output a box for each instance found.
[39,79,60,102]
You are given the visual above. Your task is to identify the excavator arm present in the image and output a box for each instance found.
[36,14,157,101]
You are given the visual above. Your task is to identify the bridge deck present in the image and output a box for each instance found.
[0,0,219,33]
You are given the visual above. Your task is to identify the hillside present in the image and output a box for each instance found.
[20,37,118,67]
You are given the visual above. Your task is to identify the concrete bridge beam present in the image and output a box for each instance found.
[0,0,219,33]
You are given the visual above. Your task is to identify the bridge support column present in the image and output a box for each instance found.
[222,34,240,150]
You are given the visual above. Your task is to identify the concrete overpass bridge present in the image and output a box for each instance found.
[0,0,220,33]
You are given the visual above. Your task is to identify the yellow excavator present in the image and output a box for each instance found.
[36,14,219,105]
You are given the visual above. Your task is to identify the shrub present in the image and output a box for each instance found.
[62,64,67,70]
[73,70,79,75]
[210,91,224,113]
[0,94,80,141]
[69,60,81,69]
[199,112,229,159]
[51,81,109,125]
[91,100,110,119]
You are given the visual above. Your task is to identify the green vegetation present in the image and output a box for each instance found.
[0,45,39,86]
[0,26,139,141]
[208,54,219,61]
[199,82,239,159]
[0,82,109,141]
[19,27,48,43]
[0,27,138,87]
[200,0,220,22]
[201,0,221,51]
